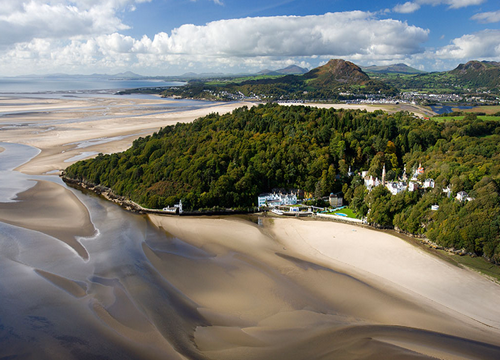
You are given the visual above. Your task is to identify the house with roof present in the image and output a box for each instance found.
[258,190,298,208]
[329,193,343,208]
[408,181,419,192]
[456,191,474,202]
[411,163,425,180]
[386,181,407,196]
[423,179,435,189]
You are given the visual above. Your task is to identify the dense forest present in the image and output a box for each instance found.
[64,104,500,262]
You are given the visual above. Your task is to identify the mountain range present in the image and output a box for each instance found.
[362,63,425,74]
[258,65,308,76]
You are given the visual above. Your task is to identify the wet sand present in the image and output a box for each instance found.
[0,180,95,259]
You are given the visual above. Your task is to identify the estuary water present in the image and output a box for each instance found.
[0,76,184,94]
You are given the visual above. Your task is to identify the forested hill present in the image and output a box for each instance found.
[64,104,500,262]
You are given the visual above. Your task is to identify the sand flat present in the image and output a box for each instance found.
[0,180,95,259]
[0,96,258,174]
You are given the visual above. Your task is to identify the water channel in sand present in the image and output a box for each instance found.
[1,95,500,359]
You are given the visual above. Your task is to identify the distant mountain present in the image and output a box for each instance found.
[379,60,500,92]
[180,72,226,78]
[258,65,308,76]
[304,59,370,86]
[162,58,398,101]
[109,71,145,79]
[448,60,500,89]
[362,63,425,74]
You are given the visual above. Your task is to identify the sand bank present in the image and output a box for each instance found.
[147,215,500,359]
[0,180,95,259]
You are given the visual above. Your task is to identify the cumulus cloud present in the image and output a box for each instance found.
[143,12,429,57]
[0,11,431,75]
[0,10,429,72]
[0,0,150,46]
[393,2,421,13]
[471,10,500,24]
[435,29,500,59]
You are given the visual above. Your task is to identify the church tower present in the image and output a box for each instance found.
[382,164,386,186]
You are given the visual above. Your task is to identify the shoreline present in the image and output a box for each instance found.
[63,174,500,276]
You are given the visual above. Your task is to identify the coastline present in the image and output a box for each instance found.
[1,94,500,358]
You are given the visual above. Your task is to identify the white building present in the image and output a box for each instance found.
[364,175,381,190]
[386,181,407,196]
[456,191,474,202]
[408,181,419,192]
[431,205,440,211]
[423,179,435,189]
[258,191,298,208]
[412,163,425,180]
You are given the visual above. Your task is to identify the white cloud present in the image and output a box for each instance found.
[435,29,500,59]
[143,12,429,57]
[0,11,431,75]
[393,2,421,14]
[0,0,150,46]
[471,10,500,24]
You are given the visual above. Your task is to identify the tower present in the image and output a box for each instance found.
[382,164,386,186]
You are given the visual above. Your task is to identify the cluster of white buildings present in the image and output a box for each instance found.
[362,163,436,196]
[258,189,298,208]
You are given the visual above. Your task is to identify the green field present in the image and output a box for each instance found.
[326,207,358,219]
[432,115,500,122]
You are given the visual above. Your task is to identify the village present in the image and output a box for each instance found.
[256,163,474,222]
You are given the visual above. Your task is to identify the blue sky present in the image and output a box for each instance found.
[0,0,499,76]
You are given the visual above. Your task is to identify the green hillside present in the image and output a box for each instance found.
[65,104,500,263]
[380,60,500,93]
[363,63,425,74]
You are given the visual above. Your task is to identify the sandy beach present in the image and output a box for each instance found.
[148,215,500,359]
[0,94,499,359]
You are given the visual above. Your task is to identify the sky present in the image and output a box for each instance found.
[0,0,499,76]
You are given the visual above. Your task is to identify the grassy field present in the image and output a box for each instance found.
[326,207,358,219]
[460,105,500,115]
[432,115,500,122]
